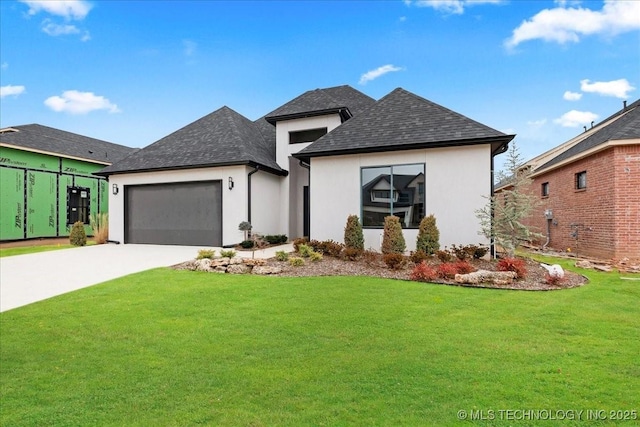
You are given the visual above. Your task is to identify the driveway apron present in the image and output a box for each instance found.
[0,244,202,312]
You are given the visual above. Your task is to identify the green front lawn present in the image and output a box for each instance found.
[1,262,638,426]
[0,241,97,258]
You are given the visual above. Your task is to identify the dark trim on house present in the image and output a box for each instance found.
[96,160,289,178]
[247,165,260,227]
[293,135,515,162]
[265,108,352,125]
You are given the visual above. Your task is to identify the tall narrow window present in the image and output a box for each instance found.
[361,163,425,228]
[541,182,549,197]
[575,171,587,190]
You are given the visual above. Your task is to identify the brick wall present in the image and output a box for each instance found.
[522,144,639,260]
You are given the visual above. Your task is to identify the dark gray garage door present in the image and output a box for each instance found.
[125,181,222,246]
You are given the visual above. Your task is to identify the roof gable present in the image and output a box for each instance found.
[0,124,135,164]
[535,99,640,172]
[265,85,375,124]
[98,106,284,175]
[295,88,513,159]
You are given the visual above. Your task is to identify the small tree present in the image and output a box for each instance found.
[476,142,542,257]
[343,214,364,250]
[69,221,87,246]
[416,214,440,255]
[381,215,406,254]
[238,221,252,241]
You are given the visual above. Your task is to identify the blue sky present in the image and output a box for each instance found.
[1,0,638,171]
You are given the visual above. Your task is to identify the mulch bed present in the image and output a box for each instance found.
[260,254,588,291]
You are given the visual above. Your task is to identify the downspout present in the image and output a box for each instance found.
[247,165,260,228]
[490,153,496,259]
[299,160,310,238]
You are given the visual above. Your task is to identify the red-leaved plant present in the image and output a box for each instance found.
[497,257,527,279]
[410,261,439,282]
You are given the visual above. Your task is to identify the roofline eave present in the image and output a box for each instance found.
[265,108,351,125]
[293,134,516,162]
[96,160,288,178]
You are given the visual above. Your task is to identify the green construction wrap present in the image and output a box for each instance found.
[0,168,25,240]
[26,170,57,238]
[0,146,59,172]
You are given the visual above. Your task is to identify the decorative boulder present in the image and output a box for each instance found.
[227,264,251,274]
[454,270,518,285]
[195,259,212,271]
[252,266,282,275]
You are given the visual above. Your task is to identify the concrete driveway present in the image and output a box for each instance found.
[0,244,204,312]
[0,243,293,313]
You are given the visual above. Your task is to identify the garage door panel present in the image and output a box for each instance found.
[125,181,222,246]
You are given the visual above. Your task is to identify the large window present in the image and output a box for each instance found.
[361,163,425,228]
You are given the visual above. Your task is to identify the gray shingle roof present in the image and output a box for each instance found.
[294,88,514,160]
[535,99,640,172]
[0,124,136,164]
[265,85,376,124]
[98,106,285,176]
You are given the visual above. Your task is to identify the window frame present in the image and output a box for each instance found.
[289,127,328,144]
[541,182,549,198]
[575,171,587,190]
[360,163,425,229]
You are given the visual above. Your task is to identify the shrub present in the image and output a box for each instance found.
[497,257,527,279]
[453,260,476,274]
[69,221,87,246]
[410,250,429,264]
[450,244,470,261]
[240,240,254,249]
[196,249,216,259]
[293,237,308,252]
[318,240,343,257]
[238,221,252,241]
[89,212,108,244]
[309,251,323,262]
[307,240,322,252]
[264,234,288,245]
[381,216,406,255]
[471,245,488,259]
[343,215,364,250]
[288,257,305,267]
[298,244,314,258]
[545,273,566,286]
[362,249,381,267]
[416,214,440,255]
[410,262,439,282]
[275,250,289,262]
[436,250,452,263]
[342,247,362,261]
[220,249,237,258]
[383,253,407,270]
[437,263,459,279]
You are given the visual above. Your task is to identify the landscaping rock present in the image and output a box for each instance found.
[228,257,243,265]
[593,264,613,272]
[195,259,212,271]
[455,270,518,285]
[211,257,230,267]
[243,258,267,266]
[214,266,227,273]
[575,260,593,269]
[252,266,282,275]
[227,264,251,274]
[541,263,564,278]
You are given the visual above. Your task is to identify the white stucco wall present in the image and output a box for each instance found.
[309,145,492,252]
[108,165,253,246]
[250,170,283,236]
[274,114,342,238]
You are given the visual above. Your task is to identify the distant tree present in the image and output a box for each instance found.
[476,142,542,257]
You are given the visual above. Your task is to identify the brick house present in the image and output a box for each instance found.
[498,100,639,260]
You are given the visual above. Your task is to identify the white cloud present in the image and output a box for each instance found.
[563,91,582,101]
[553,110,598,127]
[580,78,635,99]
[42,20,80,36]
[359,64,404,85]
[1,85,26,98]
[505,0,640,49]
[527,118,547,128]
[20,0,92,20]
[44,90,121,114]
[407,0,503,15]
